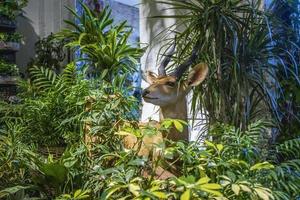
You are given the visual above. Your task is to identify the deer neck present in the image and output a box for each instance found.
[159,96,189,141]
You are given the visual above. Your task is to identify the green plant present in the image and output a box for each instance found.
[270,0,300,142]
[0,59,18,76]
[0,0,28,19]
[27,34,66,72]
[153,0,299,132]
[56,189,90,200]
[54,2,143,80]
[0,32,23,43]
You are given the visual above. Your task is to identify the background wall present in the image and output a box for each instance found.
[139,0,177,122]
[16,0,74,73]
[16,0,139,74]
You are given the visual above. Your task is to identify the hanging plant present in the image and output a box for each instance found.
[0,59,18,76]
[0,0,28,20]
[0,32,22,51]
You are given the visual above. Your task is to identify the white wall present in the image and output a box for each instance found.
[16,0,74,72]
[139,0,177,122]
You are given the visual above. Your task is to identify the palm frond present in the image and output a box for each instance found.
[29,66,58,91]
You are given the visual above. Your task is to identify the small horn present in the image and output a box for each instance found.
[158,38,176,76]
[172,41,201,79]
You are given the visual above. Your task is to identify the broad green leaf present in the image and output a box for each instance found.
[250,162,275,171]
[232,184,240,195]
[180,189,191,200]
[74,189,82,198]
[201,183,222,190]
[254,188,273,200]
[240,185,251,193]
[178,176,196,185]
[152,191,168,199]
[129,184,140,197]
[205,140,216,148]
[197,176,210,185]
[199,188,223,197]
[216,144,224,152]
[0,186,31,198]
[174,120,184,132]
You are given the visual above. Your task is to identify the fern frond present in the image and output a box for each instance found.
[29,66,58,91]
[61,63,77,86]
[276,138,300,159]
[54,63,77,94]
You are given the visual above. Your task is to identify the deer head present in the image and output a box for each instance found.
[142,41,208,107]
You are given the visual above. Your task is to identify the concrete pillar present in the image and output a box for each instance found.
[139,0,176,122]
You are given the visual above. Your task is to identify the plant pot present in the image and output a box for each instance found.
[0,75,17,85]
[0,76,17,101]
[0,15,16,28]
[0,41,20,51]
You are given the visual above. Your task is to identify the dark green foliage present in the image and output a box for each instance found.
[0,0,28,19]
[0,2,299,200]
[1,119,299,199]
[0,59,18,76]
[0,32,22,43]
[27,34,66,73]
[154,0,300,132]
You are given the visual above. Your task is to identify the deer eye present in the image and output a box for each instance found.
[165,81,175,87]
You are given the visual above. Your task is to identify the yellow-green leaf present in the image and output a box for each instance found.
[74,189,82,198]
[250,162,274,171]
[180,189,191,200]
[199,188,223,197]
[129,184,140,197]
[232,184,240,195]
[197,176,210,185]
[201,183,222,190]
[174,121,184,132]
[205,140,216,148]
[240,184,251,193]
[254,188,272,200]
[152,191,168,199]
[216,144,224,152]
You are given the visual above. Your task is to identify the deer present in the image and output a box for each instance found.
[123,41,209,162]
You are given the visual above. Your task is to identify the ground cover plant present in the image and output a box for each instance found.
[0,1,299,200]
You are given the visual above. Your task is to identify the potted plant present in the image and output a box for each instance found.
[0,0,28,20]
[0,32,22,51]
[0,59,18,84]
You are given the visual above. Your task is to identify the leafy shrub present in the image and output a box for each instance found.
[0,0,28,19]
[27,34,66,73]
[155,0,300,132]
[0,59,18,76]
[0,32,22,43]
[1,118,299,199]
[0,2,299,200]
[55,2,143,79]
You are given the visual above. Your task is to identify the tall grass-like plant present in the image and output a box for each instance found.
[153,0,299,131]
[268,0,300,141]
[55,1,143,80]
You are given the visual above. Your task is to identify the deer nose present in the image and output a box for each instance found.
[142,89,150,97]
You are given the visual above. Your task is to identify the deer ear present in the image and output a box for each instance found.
[142,71,157,84]
[187,63,208,86]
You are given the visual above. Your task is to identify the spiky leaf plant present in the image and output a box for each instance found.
[153,0,299,132]
[55,1,143,80]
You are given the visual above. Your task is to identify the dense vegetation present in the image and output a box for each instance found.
[0,1,299,200]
